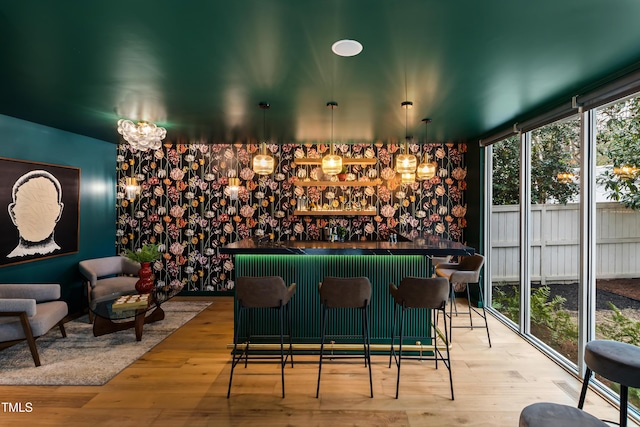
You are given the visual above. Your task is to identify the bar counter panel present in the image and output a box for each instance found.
[222,235,475,346]
[234,254,428,343]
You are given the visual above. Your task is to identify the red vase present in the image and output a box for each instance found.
[135,262,155,294]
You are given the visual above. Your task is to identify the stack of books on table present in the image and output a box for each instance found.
[111,294,150,311]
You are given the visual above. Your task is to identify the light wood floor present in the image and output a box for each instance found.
[1,296,636,426]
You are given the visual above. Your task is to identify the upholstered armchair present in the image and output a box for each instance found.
[0,284,68,366]
[78,256,140,322]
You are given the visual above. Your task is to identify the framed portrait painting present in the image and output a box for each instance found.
[0,158,80,267]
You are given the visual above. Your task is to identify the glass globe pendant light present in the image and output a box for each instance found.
[395,101,417,177]
[124,177,140,201]
[401,173,416,184]
[417,118,437,180]
[252,102,275,175]
[322,101,343,175]
[124,159,141,201]
[396,139,417,174]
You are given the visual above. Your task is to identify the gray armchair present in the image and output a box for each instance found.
[78,256,140,322]
[0,284,68,366]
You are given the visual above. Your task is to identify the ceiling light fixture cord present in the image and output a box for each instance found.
[405,101,409,152]
[331,103,334,155]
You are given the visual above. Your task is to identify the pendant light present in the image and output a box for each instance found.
[124,177,140,201]
[252,102,275,175]
[322,101,343,175]
[416,118,437,180]
[556,172,574,184]
[395,101,417,177]
[227,177,241,200]
[613,165,638,179]
[124,159,141,201]
[401,173,416,184]
[117,119,166,151]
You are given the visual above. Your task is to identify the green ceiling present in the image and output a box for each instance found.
[1,0,640,144]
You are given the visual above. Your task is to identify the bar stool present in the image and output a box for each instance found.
[519,402,608,427]
[227,276,296,398]
[388,277,453,399]
[435,254,491,347]
[430,255,451,277]
[578,340,640,427]
[316,276,373,398]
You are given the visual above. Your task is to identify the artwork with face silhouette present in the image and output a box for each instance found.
[0,158,79,266]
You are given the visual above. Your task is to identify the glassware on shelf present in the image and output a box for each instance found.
[297,195,308,211]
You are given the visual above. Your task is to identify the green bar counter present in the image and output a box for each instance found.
[219,234,475,349]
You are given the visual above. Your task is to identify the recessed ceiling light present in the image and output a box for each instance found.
[331,39,363,57]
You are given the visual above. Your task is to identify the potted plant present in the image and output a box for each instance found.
[125,243,162,293]
[337,166,348,181]
[337,226,347,242]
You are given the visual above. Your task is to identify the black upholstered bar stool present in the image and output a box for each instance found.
[227,276,296,398]
[388,277,453,399]
[578,340,640,427]
[519,402,608,427]
[316,276,373,398]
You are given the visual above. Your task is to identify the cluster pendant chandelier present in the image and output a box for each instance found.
[416,118,437,180]
[322,101,342,175]
[396,101,417,184]
[252,102,275,175]
[117,119,166,151]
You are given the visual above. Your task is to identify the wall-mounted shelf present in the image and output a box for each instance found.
[294,209,377,216]
[294,179,382,187]
[294,158,377,166]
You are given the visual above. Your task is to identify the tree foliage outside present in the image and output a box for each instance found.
[596,97,640,210]
[492,118,580,205]
[491,136,520,205]
[493,95,640,210]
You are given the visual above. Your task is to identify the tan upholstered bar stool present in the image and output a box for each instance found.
[388,277,453,399]
[227,276,296,398]
[430,255,451,277]
[316,276,373,398]
[435,254,491,347]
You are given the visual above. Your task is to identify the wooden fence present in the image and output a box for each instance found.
[491,202,640,285]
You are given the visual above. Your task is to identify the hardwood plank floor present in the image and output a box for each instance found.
[0,296,635,426]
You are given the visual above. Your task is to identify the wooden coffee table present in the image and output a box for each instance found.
[89,285,182,341]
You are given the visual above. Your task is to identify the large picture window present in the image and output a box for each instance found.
[594,95,640,411]
[486,93,640,417]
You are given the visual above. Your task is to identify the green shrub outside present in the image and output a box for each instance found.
[492,284,640,408]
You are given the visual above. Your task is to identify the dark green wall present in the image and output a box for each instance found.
[464,142,485,304]
[0,115,116,313]
[465,142,484,253]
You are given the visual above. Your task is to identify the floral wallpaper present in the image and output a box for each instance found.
[116,141,468,293]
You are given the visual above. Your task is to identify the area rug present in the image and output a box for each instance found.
[0,301,211,386]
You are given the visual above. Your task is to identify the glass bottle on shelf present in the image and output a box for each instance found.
[297,195,308,211]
